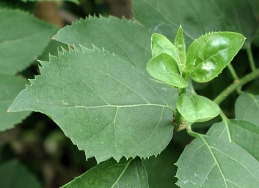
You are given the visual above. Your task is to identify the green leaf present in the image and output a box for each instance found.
[20,0,79,3]
[174,26,186,68]
[54,15,179,109]
[143,143,180,188]
[53,16,152,71]
[147,53,188,88]
[0,160,41,188]
[176,94,220,122]
[133,0,257,48]
[207,120,259,161]
[235,93,259,125]
[211,0,257,48]
[175,135,259,188]
[0,9,57,75]
[62,158,148,188]
[185,32,245,82]
[0,74,31,131]
[151,33,179,62]
[9,46,174,163]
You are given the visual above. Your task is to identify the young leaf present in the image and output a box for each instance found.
[151,33,179,62]
[0,9,57,75]
[175,135,259,188]
[0,74,31,131]
[0,160,41,188]
[62,158,148,188]
[176,94,220,122]
[9,46,174,163]
[235,93,259,125]
[207,120,259,161]
[146,53,188,88]
[174,26,186,68]
[185,32,245,82]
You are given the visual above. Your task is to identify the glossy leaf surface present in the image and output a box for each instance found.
[0,74,30,131]
[177,94,220,122]
[147,53,188,88]
[9,46,174,163]
[62,158,148,188]
[0,9,57,75]
[176,135,259,188]
[186,32,245,82]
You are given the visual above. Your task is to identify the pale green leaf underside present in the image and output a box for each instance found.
[0,160,41,188]
[207,120,259,161]
[0,9,57,75]
[147,53,187,88]
[9,46,174,163]
[235,93,259,125]
[176,94,220,123]
[132,0,257,47]
[0,74,31,131]
[62,158,148,188]
[176,135,259,188]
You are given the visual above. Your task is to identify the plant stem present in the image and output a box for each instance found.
[246,45,256,72]
[227,64,239,81]
[213,69,259,105]
[186,125,200,137]
[219,110,228,122]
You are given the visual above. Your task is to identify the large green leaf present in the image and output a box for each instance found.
[53,16,152,71]
[235,93,259,125]
[0,9,57,75]
[175,135,259,188]
[62,158,148,188]
[0,160,41,188]
[9,46,174,163]
[207,120,259,161]
[185,32,245,82]
[132,0,257,47]
[53,15,178,108]
[0,74,30,131]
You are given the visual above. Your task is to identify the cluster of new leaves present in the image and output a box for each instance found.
[147,29,244,125]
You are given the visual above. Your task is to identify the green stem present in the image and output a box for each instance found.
[214,69,259,105]
[219,110,228,122]
[186,125,200,137]
[246,45,256,72]
[227,64,239,80]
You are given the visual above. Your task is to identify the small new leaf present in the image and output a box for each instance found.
[174,26,186,68]
[185,32,245,82]
[151,33,179,63]
[176,94,220,122]
[147,53,188,88]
